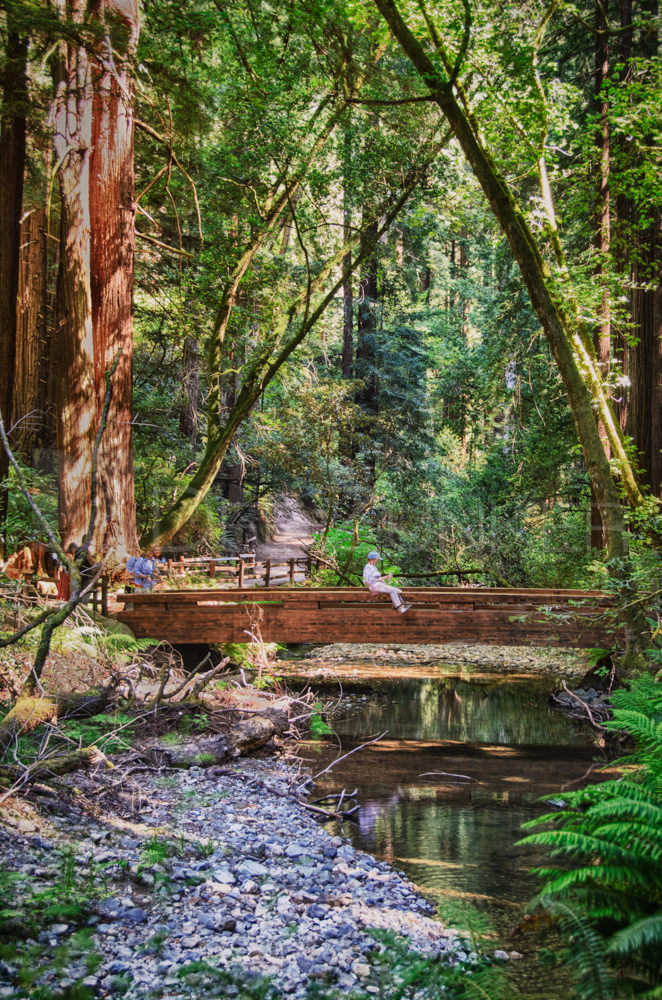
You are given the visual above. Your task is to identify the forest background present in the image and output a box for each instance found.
[2,4,662,995]
[1,0,661,616]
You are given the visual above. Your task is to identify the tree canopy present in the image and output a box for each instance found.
[1,0,661,593]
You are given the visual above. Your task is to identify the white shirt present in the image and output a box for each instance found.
[363,563,381,587]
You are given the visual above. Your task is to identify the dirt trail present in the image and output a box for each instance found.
[255,495,321,564]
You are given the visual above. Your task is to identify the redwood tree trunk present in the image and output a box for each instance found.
[53,0,96,553]
[14,206,55,464]
[622,2,662,499]
[89,0,140,557]
[591,0,611,549]
[0,25,28,548]
[53,0,139,561]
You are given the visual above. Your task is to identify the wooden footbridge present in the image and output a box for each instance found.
[116,586,616,648]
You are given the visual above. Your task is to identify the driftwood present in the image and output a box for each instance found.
[144,709,289,768]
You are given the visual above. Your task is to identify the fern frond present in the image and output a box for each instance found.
[608,912,662,957]
[533,864,653,899]
[610,677,662,717]
[521,829,657,871]
[537,898,614,1000]
[588,795,662,828]
[605,710,662,746]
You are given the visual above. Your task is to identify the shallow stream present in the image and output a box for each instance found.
[280,657,614,998]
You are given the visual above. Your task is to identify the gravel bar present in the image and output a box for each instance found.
[0,758,478,998]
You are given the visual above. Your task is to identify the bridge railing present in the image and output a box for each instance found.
[159,555,318,587]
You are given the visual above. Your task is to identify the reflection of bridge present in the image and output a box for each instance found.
[116,587,616,647]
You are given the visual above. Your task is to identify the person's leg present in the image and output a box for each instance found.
[372,581,403,608]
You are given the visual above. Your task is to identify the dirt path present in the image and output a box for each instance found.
[255,495,321,563]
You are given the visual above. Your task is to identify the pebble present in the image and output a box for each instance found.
[0,758,471,998]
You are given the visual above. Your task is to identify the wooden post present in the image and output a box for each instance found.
[238,558,245,589]
[265,559,271,588]
[306,556,311,577]
[289,558,295,583]
[209,560,215,579]
[102,576,108,616]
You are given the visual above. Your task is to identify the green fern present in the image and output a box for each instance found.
[609,675,662,719]
[520,675,662,995]
[534,900,614,1000]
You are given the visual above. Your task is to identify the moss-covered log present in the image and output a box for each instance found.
[145,709,289,768]
[0,745,108,784]
[0,689,111,750]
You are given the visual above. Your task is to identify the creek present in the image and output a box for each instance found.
[280,656,614,999]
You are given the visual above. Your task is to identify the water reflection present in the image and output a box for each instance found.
[328,677,587,747]
[287,665,612,998]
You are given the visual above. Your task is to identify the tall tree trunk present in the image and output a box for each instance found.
[53,0,97,554]
[342,119,354,379]
[14,206,56,464]
[53,0,139,561]
[179,334,199,448]
[459,231,470,341]
[0,24,28,551]
[89,0,140,557]
[623,1,662,499]
[613,0,633,437]
[591,0,611,549]
[355,217,380,418]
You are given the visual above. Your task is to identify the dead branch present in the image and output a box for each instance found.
[0,745,113,803]
[246,773,359,822]
[298,732,387,792]
[419,770,476,782]
[557,680,609,730]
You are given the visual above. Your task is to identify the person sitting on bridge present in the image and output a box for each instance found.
[362,552,411,614]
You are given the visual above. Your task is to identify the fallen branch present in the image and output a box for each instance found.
[246,773,359,822]
[0,745,112,802]
[298,732,387,792]
[558,681,609,730]
[419,770,476,782]
[144,653,231,709]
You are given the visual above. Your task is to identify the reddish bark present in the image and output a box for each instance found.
[14,206,56,463]
[89,0,140,556]
[53,0,140,561]
[0,26,28,546]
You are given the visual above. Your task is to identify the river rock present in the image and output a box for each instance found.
[0,758,474,998]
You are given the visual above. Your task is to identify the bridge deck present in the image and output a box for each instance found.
[115,587,616,647]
